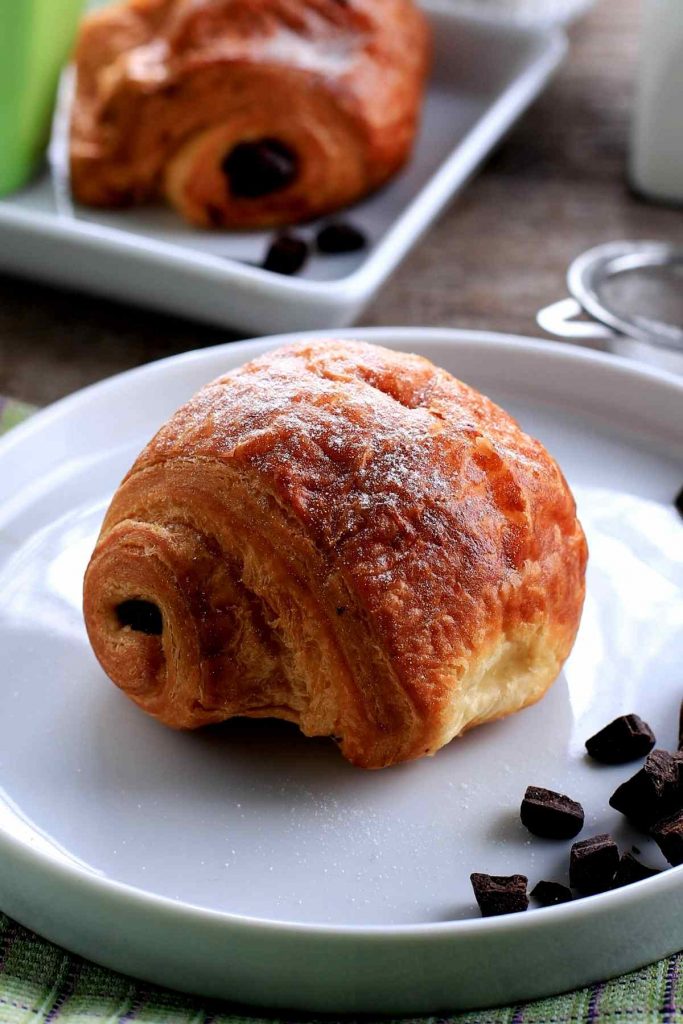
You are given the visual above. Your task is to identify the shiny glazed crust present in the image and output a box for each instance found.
[83,340,588,769]
[69,0,430,228]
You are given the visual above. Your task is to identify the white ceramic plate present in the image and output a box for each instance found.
[0,328,682,1014]
[0,9,565,335]
[444,0,597,27]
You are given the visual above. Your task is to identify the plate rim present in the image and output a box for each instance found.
[2,326,682,461]
[1,325,683,945]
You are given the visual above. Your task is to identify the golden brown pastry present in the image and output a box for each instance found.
[83,340,588,769]
[69,0,430,228]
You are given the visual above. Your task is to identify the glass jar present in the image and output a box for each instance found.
[630,0,683,204]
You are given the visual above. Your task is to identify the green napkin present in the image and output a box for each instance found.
[0,398,681,1024]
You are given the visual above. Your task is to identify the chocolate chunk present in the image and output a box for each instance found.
[678,698,683,751]
[262,234,308,276]
[609,749,681,827]
[652,809,683,866]
[316,222,367,254]
[585,714,656,764]
[470,873,529,917]
[116,600,163,636]
[569,834,619,894]
[530,880,573,906]
[612,852,661,888]
[222,138,298,198]
[520,785,584,839]
[675,486,683,520]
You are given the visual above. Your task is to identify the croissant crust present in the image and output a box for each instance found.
[83,340,588,769]
[69,0,430,228]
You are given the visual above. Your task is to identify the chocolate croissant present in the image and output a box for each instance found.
[83,340,587,769]
[69,0,430,228]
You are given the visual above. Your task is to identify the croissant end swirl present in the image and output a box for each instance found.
[69,0,430,228]
[83,340,587,769]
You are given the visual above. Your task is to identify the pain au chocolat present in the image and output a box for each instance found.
[83,340,587,769]
[69,0,430,228]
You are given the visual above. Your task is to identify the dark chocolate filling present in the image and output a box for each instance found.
[222,138,298,199]
[116,599,163,636]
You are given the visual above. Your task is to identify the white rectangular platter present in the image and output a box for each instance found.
[0,5,566,335]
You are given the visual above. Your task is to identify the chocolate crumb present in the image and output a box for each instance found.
[336,606,347,615]
[531,880,573,906]
[520,785,584,839]
[206,204,225,227]
[316,222,367,254]
[652,809,683,866]
[585,714,656,764]
[612,852,661,887]
[470,873,529,917]
[569,833,619,894]
[262,234,308,276]
[609,749,681,827]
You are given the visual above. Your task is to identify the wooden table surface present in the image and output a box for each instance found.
[1,0,681,406]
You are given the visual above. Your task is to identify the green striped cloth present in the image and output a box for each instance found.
[1,397,682,1024]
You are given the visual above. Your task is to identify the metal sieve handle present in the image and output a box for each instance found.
[536,298,619,340]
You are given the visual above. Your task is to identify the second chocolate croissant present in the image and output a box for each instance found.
[70,0,431,228]
[83,340,587,769]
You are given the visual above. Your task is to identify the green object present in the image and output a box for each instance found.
[1,399,683,1023]
[0,0,85,196]
[0,396,36,432]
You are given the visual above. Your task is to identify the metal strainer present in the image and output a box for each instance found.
[538,241,683,372]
